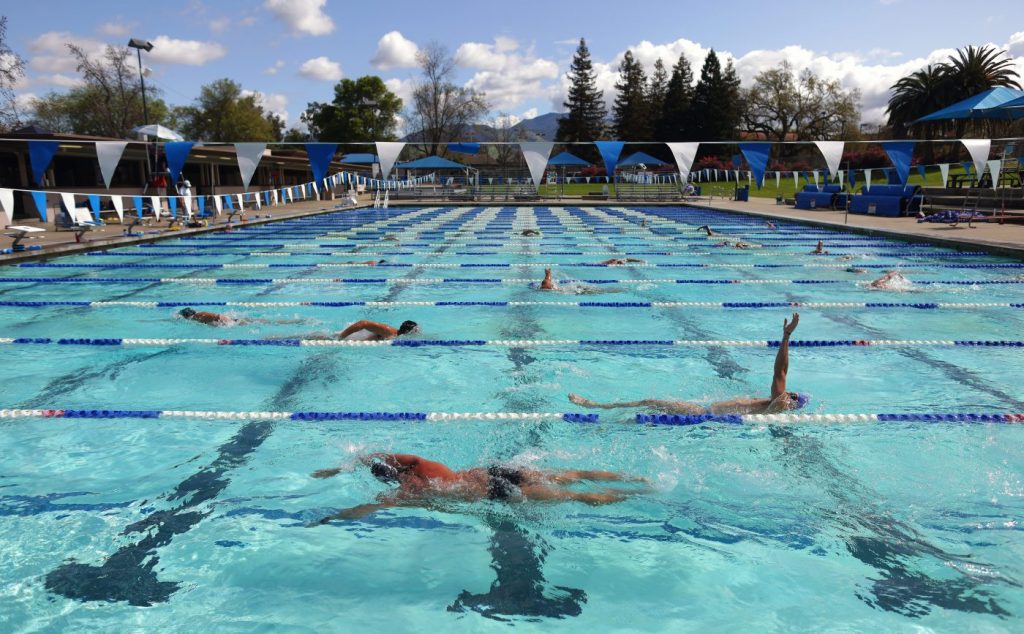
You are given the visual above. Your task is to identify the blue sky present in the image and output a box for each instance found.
[6,0,1024,129]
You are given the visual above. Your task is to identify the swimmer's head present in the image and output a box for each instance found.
[397,320,419,336]
[179,308,196,319]
[378,259,386,264]
[788,392,810,410]
[370,461,401,483]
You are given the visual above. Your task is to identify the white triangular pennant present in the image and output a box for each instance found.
[666,142,700,184]
[775,171,781,189]
[111,195,124,222]
[182,196,192,218]
[864,168,873,192]
[0,188,14,225]
[214,195,223,214]
[939,163,950,187]
[234,142,266,191]
[376,141,405,180]
[519,142,554,188]
[813,141,844,178]
[961,139,990,183]
[271,189,279,205]
[95,141,129,189]
[235,193,244,210]
[793,171,798,191]
[812,170,820,187]
[59,192,76,217]
[986,160,1001,190]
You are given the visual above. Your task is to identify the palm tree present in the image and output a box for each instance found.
[886,65,950,138]
[943,45,1021,101]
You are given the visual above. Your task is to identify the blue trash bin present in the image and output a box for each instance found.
[735,186,749,202]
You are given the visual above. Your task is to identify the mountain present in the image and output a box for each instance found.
[401,112,566,143]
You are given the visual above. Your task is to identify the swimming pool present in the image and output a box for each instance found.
[1,205,1023,631]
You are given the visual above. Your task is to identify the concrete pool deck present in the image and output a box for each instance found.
[3,195,1024,263]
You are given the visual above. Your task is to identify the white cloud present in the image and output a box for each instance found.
[242,89,289,124]
[371,31,419,70]
[147,35,226,65]
[455,38,559,111]
[97,21,134,37]
[520,107,539,120]
[28,31,106,73]
[263,59,286,75]
[241,16,257,27]
[298,56,342,81]
[263,0,334,36]
[39,73,84,88]
[209,18,231,33]
[384,77,416,105]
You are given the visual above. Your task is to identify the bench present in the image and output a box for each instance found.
[794,184,847,210]
[849,184,922,217]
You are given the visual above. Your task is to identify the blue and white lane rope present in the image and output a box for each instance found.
[82,250,996,258]
[0,409,595,422]
[1,338,1022,348]
[1,408,1022,426]
[1,277,1020,286]
[0,300,1021,310]
[24,262,1024,270]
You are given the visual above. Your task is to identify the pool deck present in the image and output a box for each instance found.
[4,195,1024,263]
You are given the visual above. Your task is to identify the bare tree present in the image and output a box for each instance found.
[408,42,489,156]
[742,60,860,141]
[67,43,153,138]
[489,112,525,172]
[0,16,27,131]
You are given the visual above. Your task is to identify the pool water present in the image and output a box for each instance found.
[1,205,1023,631]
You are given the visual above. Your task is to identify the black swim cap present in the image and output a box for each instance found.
[371,461,400,483]
[397,320,418,336]
[179,308,196,318]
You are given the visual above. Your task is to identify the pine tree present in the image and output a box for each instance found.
[647,58,669,137]
[612,50,650,140]
[658,52,695,140]
[556,38,607,144]
[690,50,742,141]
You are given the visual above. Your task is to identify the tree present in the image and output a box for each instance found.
[0,16,26,131]
[301,75,402,142]
[886,45,1021,139]
[408,42,489,156]
[690,51,743,141]
[743,60,860,141]
[647,58,668,135]
[556,38,607,144]
[657,53,695,140]
[612,50,650,140]
[488,112,525,173]
[29,43,169,138]
[172,79,279,141]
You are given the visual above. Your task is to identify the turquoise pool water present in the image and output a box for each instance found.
[1,205,1023,631]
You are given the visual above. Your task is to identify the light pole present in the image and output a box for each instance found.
[127,38,153,125]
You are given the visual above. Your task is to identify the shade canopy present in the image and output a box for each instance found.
[915,87,1024,122]
[617,151,666,167]
[548,151,590,167]
[395,155,469,170]
[994,94,1024,111]
[130,124,184,140]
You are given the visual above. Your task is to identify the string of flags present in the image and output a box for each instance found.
[0,138,1011,225]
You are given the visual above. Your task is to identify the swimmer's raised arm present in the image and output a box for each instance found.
[336,320,398,339]
[771,313,799,400]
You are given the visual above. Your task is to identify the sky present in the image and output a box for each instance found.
[5,0,1024,131]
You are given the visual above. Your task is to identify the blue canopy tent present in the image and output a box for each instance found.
[339,153,379,164]
[991,93,1024,117]
[617,151,666,168]
[394,155,477,192]
[547,151,591,198]
[915,87,1024,122]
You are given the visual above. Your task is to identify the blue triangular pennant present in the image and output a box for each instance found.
[132,195,144,219]
[737,143,772,188]
[87,194,102,221]
[197,196,206,215]
[916,165,926,181]
[27,140,61,185]
[168,196,177,218]
[224,194,234,210]
[881,141,914,185]
[305,143,337,184]
[164,142,193,183]
[594,141,625,179]
[31,191,48,221]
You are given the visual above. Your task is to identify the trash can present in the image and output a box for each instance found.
[735,186,749,202]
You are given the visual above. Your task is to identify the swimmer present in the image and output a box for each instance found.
[810,240,829,255]
[598,258,645,266]
[540,267,557,290]
[312,453,648,521]
[177,307,304,326]
[568,313,808,415]
[521,229,541,236]
[766,221,777,230]
[333,319,419,341]
[868,270,911,290]
[733,241,757,249]
[696,225,715,237]
[846,267,868,274]
[344,259,386,266]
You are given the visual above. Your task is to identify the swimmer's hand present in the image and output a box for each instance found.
[783,312,799,337]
